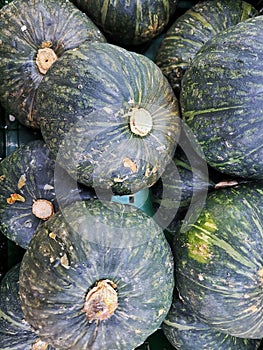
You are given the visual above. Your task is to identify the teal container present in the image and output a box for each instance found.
[111,187,154,217]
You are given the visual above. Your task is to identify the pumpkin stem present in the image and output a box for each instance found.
[129,107,153,137]
[32,199,54,220]
[83,279,118,322]
[36,47,58,74]
[31,339,49,350]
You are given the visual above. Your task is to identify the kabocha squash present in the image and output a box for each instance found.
[0,0,106,129]
[151,124,212,237]
[0,139,57,249]
[173,182,263,339]
[0,263,55,350]
[0,139,97,249]
[155,0,257,95]
[180,15,263,179]
[162,299,261,349]
[37,41,181,195]
[19,199,174,349]
[72,0,178,47]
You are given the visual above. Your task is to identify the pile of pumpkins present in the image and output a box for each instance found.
[0,0,263,349]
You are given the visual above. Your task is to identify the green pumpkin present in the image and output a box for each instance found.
[19,199,174,349]
[0,0,106,128]
[0,263,55,350]
[36,42,181,195]
[0,139,97,249]
[180,15,263,179]
[173,182,263,338]
[162,299,261,349]
[155,0,257,95]
[151,124,213,237]
[72,0,178,46]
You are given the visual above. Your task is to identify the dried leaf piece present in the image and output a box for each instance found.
[6,193,25,204]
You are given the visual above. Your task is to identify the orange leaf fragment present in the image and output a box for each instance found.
[6,193,25,204]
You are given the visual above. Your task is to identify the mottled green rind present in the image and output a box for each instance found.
[173,182,263,338]
[0,263,55,350]
[0,0,106,128]
[155,0,257,94]
[72,0,178,46]
[37,42,181,195]
[151,145,212,236]
[19,199,174,350]
[0,140,57,249]
[180,15,263,179]
[0,139,97,249]
[162,299,261,349]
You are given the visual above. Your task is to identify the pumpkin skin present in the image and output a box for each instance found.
[0,263,55,350]
[0,0,106,128]
[151,124,212,236]
[19,199,174,350]
[37,42,181,195]
[155,0,257,95]
[72,0,178,46]
[162,299,261,350]
[180,15,263,180]
[173,182,263,339]
[0,139,97,249]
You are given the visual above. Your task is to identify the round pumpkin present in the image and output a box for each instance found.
[162,298,261,349]
[0,139,97,249]
[36,41,181,195]
[180,15,263,179]
[155,0,257,95]
[173,182,263,338]
[0,263,55,350]
[72,0,178,47]
[0,0,106,128]
[19,199,174,349]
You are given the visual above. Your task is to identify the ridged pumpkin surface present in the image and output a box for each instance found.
[155,0,257,95]
[173,182,263,338]
[37,42,181,195]
[0,139,96,249]
[180,15,263,179]
[72,0,178,46]
[162,299,261,349]
[0,0,106,128]
[19,199,174,349]
[0,140,57,249]
[0,263,55,350]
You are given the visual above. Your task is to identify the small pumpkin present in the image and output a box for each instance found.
[162,298,261,349]
[180,15,263,179]
[155,0,257,95]
[0,263,55,350]
[36,41,181,195]
[173,182,263,338]
[0,0,106,128]
[19,199,174,349]
[72,0,178,47]
[0,139,96,249]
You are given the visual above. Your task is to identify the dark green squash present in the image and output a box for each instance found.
[151,124,212,237]
[173,182,263,339]
[0,139,97,249]
[72,0,178,47]
[0,0,106,128]
[155,0,257,95]
[0,263,55,350]
[180,15,263,179]
[162,298,261,349]
[36,41,181,195]
[19,199,174,349]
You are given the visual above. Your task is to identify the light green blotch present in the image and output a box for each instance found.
[186,211,217,264]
